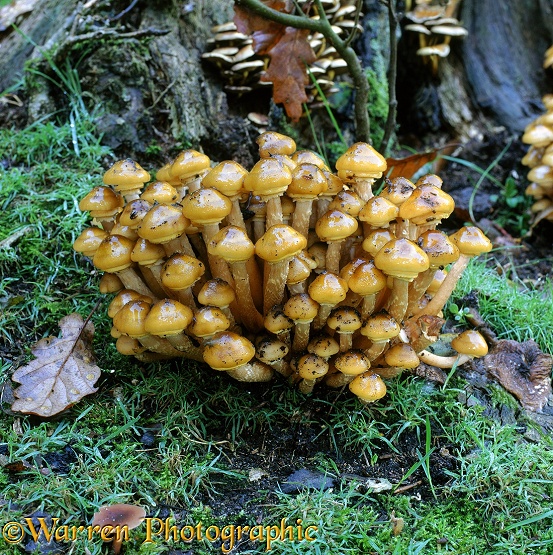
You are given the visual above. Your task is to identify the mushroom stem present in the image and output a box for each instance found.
[365,341,389,362]
[292,322,311,352]
[414,254,470,317]
[361,294,378,320]
[137,335,184,356]
[263,261,289,315]
[417,350,470,368]
[138,266,167,298]
[386,278,410,322]
[325,241,343,275]
[265,196,283,229]
[226,361,274,382]
[229,261,265,333]
[291,199,313,238]
[165,334,204,361]
[116,268,156,297]
[407,268,436,315]
[162,235,196,258]
[352,177,375,203]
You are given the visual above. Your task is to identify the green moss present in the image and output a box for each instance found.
[366,40,390,148]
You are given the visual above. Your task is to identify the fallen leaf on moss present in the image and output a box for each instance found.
[11,314,101,417]
[483,339,552,412]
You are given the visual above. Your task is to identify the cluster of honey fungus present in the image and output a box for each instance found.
[74,133,492,403]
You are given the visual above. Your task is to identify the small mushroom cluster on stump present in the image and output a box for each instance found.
[74,132,492,403]
[202,0,360,105]
[522,47,553,225]
[404,0,467,74]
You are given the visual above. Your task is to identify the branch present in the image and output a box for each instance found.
[235,0,371,143]
[379,0,398,155]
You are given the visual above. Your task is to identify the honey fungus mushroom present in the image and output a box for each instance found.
[75,132,495,396]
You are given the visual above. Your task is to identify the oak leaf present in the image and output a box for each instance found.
[11,313,101,417]
[234,0,292,54]
[234,2,316,121]
[261,27,316,121]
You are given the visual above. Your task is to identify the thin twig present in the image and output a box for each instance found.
[379,0,398,155]
[344,0,363,48]
[393,480,422,494]
[235,0,371,142]
[110,0,140,21]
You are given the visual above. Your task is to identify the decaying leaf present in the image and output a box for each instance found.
[483,339,552,412]
[234,1,316,121]
[11,314,101,417]
[386,144,457,180]
[261,27,316,121]
[234,0,292,54]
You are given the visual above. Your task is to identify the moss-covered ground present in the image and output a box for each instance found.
[1,118,553,555]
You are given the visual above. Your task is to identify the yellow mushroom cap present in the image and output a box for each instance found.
[334,350,370,376]
[161,254,205,290]
[79,186,124,218]
[374,238,430,281]
[255,224,307,263]
[315,209,359,242]
[73,227,108,258]
[348,260,387,295]
[119,199,153,229]
[203,331,255,370]
[201,160,248,197]
[360,312,400,342]
[131,238,166,266]
[144,299,193,336]
[358,196,399,227]
[335,142,387,181]
[297,353,329,380]
[140,181,179,204]
[189,306,230,338]
[181,187,233,225]
[108,289,151,318]
[448,226,492,256]
[103,159,150,191]
[307,335,340,359]
[137,204,189,244]
[93,235,134,273]
[308,271,348,305]
[287,163,328,200]
[113,299,151,338]
[197,279,236,307]
[208,225,255,262]
[284,293,320,323]
[327,306,362,335]
[170,149,211,182]
[384,343,420,369]
[256,131,296,158]
[243,158,293,198]
[417,230,460,268]
[348,371,387,403]
[328,189,365,217]
[379,176,415,206]
[451,330,488,357]
[362,229,396,257]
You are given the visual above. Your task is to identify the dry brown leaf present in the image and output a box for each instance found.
[234,2,315,121]
[386,145,457,180]
[261,27,316,121]
[234,0,292,54]
[11,313,101,417]
[483,339,552,412]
